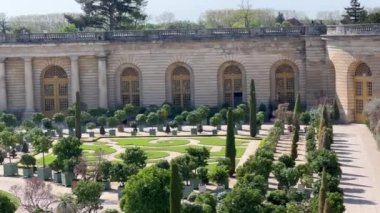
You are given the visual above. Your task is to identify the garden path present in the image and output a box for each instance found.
[332,124,380,213]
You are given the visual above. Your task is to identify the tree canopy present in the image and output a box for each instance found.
[66,0,147,31]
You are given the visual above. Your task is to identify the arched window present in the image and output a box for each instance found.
[223,65,242,107]
[275,64,295,105]
[172,66,191,108]
[354,63,372,123]
[42,66,69,116]
[121,68,140,106]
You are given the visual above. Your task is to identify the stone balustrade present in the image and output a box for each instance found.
[0,26,327,44]
[326,24,380,36]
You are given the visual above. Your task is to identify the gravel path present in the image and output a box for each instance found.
[333,124,380,213]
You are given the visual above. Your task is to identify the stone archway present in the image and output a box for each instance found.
[166,62,194,108]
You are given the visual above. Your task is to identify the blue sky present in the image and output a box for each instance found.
[1,0,378,20]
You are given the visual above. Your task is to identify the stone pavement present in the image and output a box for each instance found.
[333,124,380,213]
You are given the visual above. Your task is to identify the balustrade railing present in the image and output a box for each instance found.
[327,24,380,35]
[0,26,333,44]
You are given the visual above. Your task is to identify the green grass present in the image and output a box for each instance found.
[36,153,56,166]
[115,138,190,147]
[0,190,20,209]
[209,147,246,158]
[195,137,249,146]
[81,142,117,154]
[115,150,169,160]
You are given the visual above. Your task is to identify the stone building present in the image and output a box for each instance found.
[0,24,379,123]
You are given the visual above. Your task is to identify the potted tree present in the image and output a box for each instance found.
[157,107,169,132]
[100,160,112,190]
[169,120,178,136]
[19,154,36,178]
[146,112,158,136]
[110,162,135,199]
[187,111,200,136]
[97,115,107,135]
[42,117,55,137]
[107,116,119,136]
[210,115,221,135]
[233,108,245,131]
[114,109,127,132]
[209,165,229,192]
[33,135,53,180]
[135,114,146,132]
[31,112,44,127]
[257,111,265,131]
[174,114,184,131]
[0,130,18,176]
[73,157,87,189]
[52,136,82,187]
[50,159,63,183]
[196,167,208,192]
[65,116,76,136]
[172,155,194,198]
[86,122,96,137]
[61,158,77,187]
[53,112,65,138]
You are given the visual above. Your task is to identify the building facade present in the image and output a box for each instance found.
[0,25,379,123]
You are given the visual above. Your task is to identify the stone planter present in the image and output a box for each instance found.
[190,128,197,136]
[50,130,57,137]
[198,184,207,192]
[177,126,182,131]
[182,185,193,199]
[37,167,52,180]
[212,129,218,135]
[217,125,222,130]
[69,129,75,136]
[236,124,242,130]
[22,168,33,178]
[15,145,23,152]
[109,129,116,136]
[103,181,111,191]
[191,179,201,190]
[57,130,63,138]
[61,172,75,187]
[149,129,156,136]
[3,163,18,177]
[304,126,308,133]
[131,131,137,136]
[88,132,95,137]
[172,130,177,136]
[52,172,62,183]
[139,126,144,132]
[157,125,164,132]
[234,129,238,135]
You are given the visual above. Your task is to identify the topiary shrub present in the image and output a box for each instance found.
[99,126,106,135]
[278,154,295,168]
[267,190,288,205]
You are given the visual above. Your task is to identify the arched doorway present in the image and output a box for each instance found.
[42,66,69,117]
[172,66,191,108]
[354,63,372,123]
[121,67,140,106]
[223,65,243,107]
[275,64,295,105]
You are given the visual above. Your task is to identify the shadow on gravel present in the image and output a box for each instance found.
[344,198,377,205]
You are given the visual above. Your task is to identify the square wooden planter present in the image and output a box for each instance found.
[88,132,95,137]
[182,185,193,199]
[22,168,33,178]
[61,172,75,187]
[190,128,197,136]
[3,163,18,177]
[149,129,156,136]
[131,131,137,136]
[53,172,62,183]
[109,129,116,136]
[157,125,164,132]
[172,130,178,136]
[37,167,52,180]
[212,129,218,135]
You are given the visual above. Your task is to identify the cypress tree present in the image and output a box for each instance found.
[249,79,257,137]
[290,127,299,160]
[319,168,327,213]
[318,105,330,149]
[75,91,82,139]
[293,94,302,130]
[226,108,236,177]
[170,162,182,213]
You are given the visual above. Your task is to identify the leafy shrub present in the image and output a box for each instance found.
[267,190,288,205]
[278,155,295,168]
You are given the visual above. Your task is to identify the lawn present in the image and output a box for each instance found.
[0,190,20,209]
[35,153,56,166]
[114,138,190,147]
[115,150,169,160]
[195,137,249,146]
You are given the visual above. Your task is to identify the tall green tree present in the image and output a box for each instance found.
[170,162,182,213]
[75,92,81,139]
[342,0,368,23]
[319,168,327,213]
[293,94,302,130]
[68,0,147,31]
[73,181,103,212]
[249,79,257,137]
[33,135,53,168]
[290,128,299,161]
[225,108,236,177]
